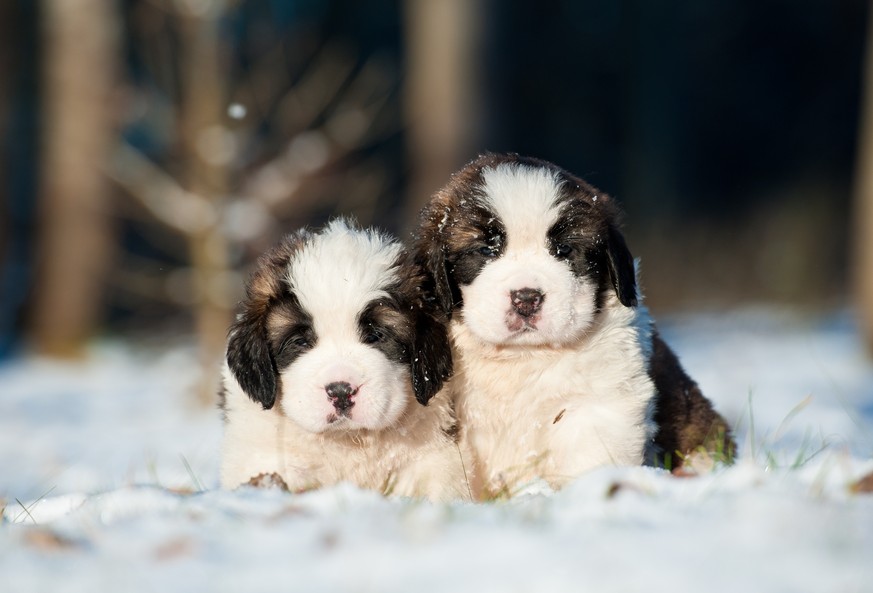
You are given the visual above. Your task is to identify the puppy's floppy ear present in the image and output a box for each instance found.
[225,231,307,409]
[410,308,453,406]
[420,245,455,317]
[605,224,638,307]
[227,309,278,409]
[413,193,459,317]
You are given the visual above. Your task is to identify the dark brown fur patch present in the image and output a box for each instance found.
[648,332,736,470]
[385,249,455,404]
[246,472,290,491]
[247,231,311,309]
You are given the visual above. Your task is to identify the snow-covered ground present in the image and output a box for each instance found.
[2,309,872,593]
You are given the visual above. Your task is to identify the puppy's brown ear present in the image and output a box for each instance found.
[606,224,638,307]
[227,309,277,409]
[410,308,453,405]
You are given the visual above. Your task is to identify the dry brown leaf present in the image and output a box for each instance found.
[605,481,649,499]
[152,536,197,561]
[23,528,83,552]
[849,471,873,494]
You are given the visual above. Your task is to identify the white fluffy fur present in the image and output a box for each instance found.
[220,221,469,501]
[452,164,657,497]
[479,164,563,249]
[281,221,408,432]
[462,164,599,347]
[287,220,401,339]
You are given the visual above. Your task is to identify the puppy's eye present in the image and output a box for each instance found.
[363,327,385,344]
[479,245,498,258]
[554,243,573,258]
[281,334,312,352]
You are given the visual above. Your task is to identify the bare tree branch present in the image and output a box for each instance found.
[107,142,218,234]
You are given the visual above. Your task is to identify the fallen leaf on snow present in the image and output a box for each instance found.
[152,536,197,561]
[23,528,84,552]
[849,471,873,494]
[605,481,650,499]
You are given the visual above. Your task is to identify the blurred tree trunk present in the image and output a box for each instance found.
[854,3,873,356]
[178,4,232,404]
[30,0,118,357]
[402,0,482,230]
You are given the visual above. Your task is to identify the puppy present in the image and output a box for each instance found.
[414,153,734,497]
[220,219,468,501]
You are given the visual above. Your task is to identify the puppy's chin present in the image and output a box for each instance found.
[461,307,596,349]
[457,257,599,348]
[278,347,412,434]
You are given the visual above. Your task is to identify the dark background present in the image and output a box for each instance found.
[1,0,870,363]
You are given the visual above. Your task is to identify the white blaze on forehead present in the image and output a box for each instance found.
[480,163,563,251]
[285,219,401,338]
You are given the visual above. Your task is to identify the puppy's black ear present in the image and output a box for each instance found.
[606,224,638,307]
[224,231,307,409]
[422,245,455,317]
[226,309,278,409]
[414,195,459,317]
[410,309,453,405]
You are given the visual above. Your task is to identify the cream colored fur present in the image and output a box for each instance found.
[220,364,470,502]
[452,292,657,499]
[440,162,658,498]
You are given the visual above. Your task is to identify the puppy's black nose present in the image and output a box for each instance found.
[325,381,357,412]
[510,288,544,317]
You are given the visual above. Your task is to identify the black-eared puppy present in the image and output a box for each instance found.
[220,219,467,500]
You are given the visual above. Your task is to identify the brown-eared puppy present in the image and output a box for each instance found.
[220,219,469,501]
[414,153,734,498]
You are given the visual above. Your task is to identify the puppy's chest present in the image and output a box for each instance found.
[280,407,453,493]
[453,344,654,490]
[455,352,605,446]
[292,432,406,478]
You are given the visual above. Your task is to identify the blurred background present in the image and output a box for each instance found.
[2,0,873,399]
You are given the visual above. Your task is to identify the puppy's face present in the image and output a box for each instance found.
[415,154,637,348]
[226,220,452,434]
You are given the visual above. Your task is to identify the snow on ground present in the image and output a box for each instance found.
[1,309,872,593]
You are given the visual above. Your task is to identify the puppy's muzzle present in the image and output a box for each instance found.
[325,381,358,413]
[510,288,544,318]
